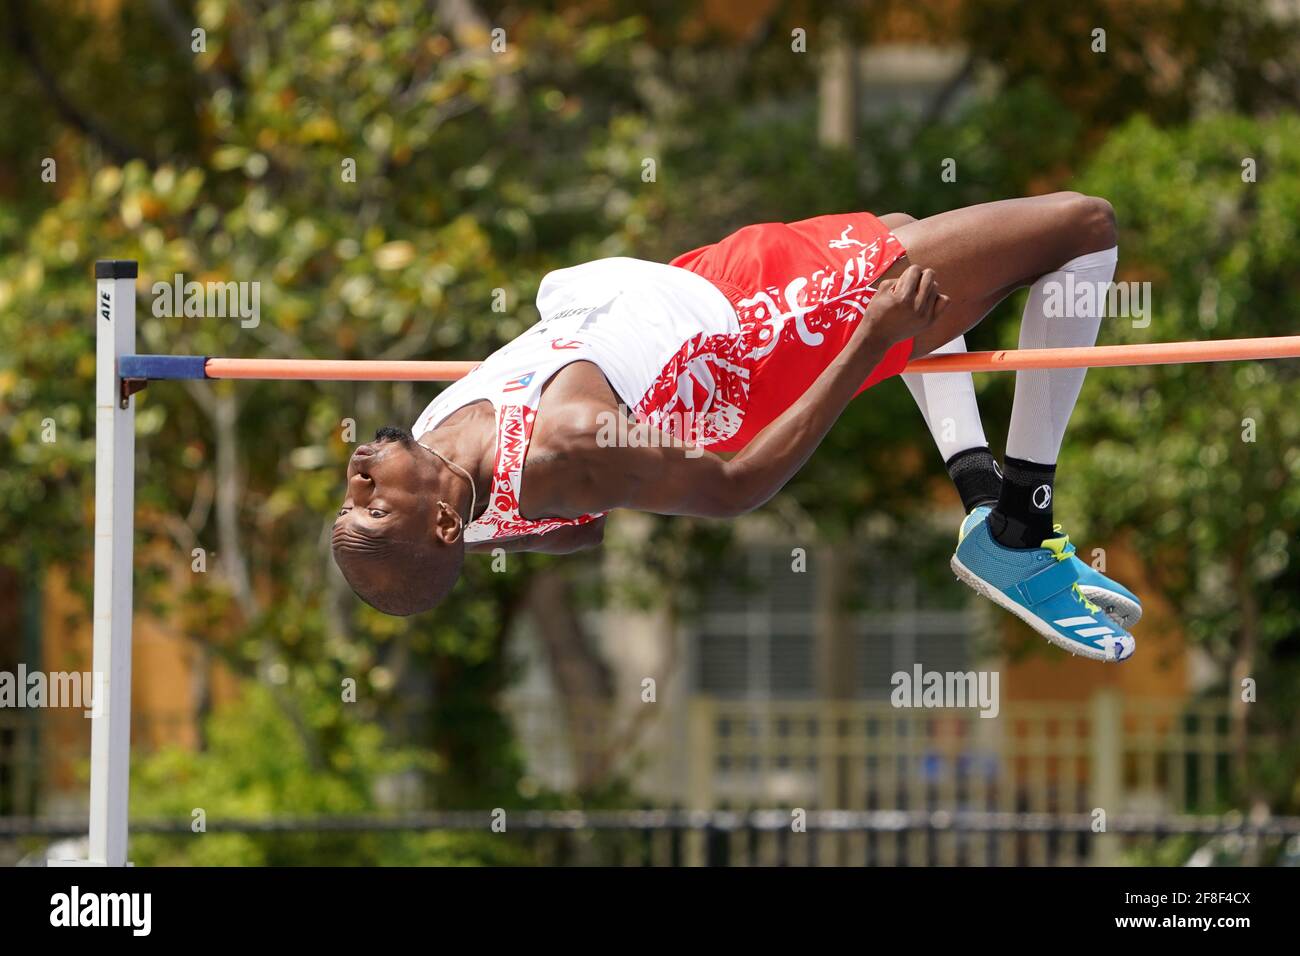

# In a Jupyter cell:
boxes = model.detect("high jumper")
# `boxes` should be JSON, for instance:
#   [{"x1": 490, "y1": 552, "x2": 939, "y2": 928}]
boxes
[
  {"x1": 105, "y1": 195, "x2": 1300, "y2": 667},
  {"x1": 328, "y1": 194, "x2": 1150, "y2": 663}
]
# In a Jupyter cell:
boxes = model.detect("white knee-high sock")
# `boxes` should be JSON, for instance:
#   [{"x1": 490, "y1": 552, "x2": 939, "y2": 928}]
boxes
[
  {"x1": 901, "y1": 335, "x2": 988, "y2": 461},
  {"x1": 1005, "y1": 246, "x2": 1118, "y2": 464}
]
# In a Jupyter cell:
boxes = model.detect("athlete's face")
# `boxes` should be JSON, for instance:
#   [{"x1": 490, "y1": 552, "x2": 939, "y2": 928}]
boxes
[
  {"x1": 334, "y1": 428, "x2": 430, "y2": 544},
  {"x1": 331, "y1": 427, "x2": 467, "y2": 616}
]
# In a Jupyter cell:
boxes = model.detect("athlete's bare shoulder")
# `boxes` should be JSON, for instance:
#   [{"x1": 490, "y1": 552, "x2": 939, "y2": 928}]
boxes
[
  {"x1": 518, "y1": 360, "x2": 625, "y2": 516},
  {"x1": 532, "y1": 361, "x2": 623, "y2": 448},
  {"x1": 543, "y1": 359, "x2": 622, "y2": 406}
]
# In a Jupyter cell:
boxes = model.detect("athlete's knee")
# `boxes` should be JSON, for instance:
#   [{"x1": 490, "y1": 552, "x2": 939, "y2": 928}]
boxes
[
  {"x1": 1058, "y1": 192, "x2": 1117, "y2": 253},
  {"x1": 879, "y1": 212, "x2": 917, "y2": 229}
]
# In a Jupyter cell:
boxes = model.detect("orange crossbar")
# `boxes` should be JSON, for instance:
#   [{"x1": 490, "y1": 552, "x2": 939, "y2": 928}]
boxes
[
  {"x1": 903, "y1": 335, "x2": 1300, "y2": 373},
  {"x1": 205, "y1": 358, "x2": 481, "y2": 380},
  {"x1": 202, "y1": 335, "x2": 1300, "y2": 381}
]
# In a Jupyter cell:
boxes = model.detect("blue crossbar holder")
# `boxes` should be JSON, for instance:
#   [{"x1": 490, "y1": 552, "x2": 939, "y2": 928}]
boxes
[
  {"x1": 118, "y1": 354, "x2": 209, "y2": 406},
  {"x1": 119, "y1": 354, "x2": 209, "y2": 381}
]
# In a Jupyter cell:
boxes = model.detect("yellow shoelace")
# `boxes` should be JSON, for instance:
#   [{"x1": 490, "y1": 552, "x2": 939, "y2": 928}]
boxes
[{"x1": 1045, "y1": 529, "x2": 1102, "y2": 614}]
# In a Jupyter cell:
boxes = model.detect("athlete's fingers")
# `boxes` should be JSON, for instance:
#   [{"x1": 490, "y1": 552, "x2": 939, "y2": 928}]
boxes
[
  {"x1": 876, "y1": 278, "x2": 897, "y2": 296},
  {"x1": 935, "y1": 293, "x2": 952, "y2": 315},
  {"x1": 893, "y1": 264, "x2": 922, "y2": 301},
  {"x1": 916, "y1": 291, "x2": 938, "y2": 328},
  {"x1": 915, "y1": 268, "x2": 934, "y2": 298},
  {"x1": 918, "y1": 289, "x2": 938, "y2": 326},
  {"x1": 916, "y1": 269, "x2": 939, "y2": 314},
  {"x1": 914, "y1": 274, "x2": 939, "y2": 322}
]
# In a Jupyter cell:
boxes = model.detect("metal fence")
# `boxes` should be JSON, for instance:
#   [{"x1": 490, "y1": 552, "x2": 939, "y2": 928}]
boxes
[
  {"x1": 696, "y1": 695, "x2": 1234, "y2": 798},
  {"x1": 508, "y1": 692, "x2": 1257, "y2": 864},
  {"x1": 1, "y1": 691, "x2": 1273, "y2": 866},
  {"x1": 5, "y1": 809, "x2": 1298, "y2": 867}
]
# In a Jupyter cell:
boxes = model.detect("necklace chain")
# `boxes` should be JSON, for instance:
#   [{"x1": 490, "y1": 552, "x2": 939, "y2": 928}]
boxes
[{"x1": 415, "y1": 440, "x2": 478, "y2": 527}]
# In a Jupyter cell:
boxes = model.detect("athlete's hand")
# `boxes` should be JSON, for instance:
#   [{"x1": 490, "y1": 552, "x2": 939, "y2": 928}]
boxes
[{"x1": 861, "y1": 265, "x2": 949, "y2": 347}]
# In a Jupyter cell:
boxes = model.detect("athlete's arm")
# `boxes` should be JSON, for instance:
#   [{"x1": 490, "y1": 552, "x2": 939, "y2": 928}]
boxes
[{"x1": 577, "y1": 266, "x2": 945, "y2": 518}]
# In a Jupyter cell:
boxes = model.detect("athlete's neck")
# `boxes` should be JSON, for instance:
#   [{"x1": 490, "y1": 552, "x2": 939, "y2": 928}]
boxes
[{"x1": 418, "y1": 404, "x2": 495, "y2": 522}]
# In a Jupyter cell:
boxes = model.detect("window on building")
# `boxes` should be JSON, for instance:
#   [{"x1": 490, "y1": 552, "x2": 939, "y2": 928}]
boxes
[{"x1": 692, "y1": 542, "x2": 975, "y2": 699}]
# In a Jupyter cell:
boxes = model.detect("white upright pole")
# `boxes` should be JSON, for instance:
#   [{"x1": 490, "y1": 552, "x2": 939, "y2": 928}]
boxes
[{"x1": 84, "y1": 259, "x2": 137, "y2": 866}]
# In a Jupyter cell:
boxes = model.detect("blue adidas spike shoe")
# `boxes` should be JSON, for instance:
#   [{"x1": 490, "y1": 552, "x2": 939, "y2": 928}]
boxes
[
  {"x1": 964, "y1": 506, "x2": 1142, "y2": 628},
  {"x1": 954, "y1": 509, "x2": 1136, "y2": 663}
]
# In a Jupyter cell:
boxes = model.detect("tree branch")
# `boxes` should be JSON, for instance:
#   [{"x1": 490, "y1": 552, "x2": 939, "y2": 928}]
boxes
[{"x1": 6, "y1": 0, "x2": 152, "y2": 166}]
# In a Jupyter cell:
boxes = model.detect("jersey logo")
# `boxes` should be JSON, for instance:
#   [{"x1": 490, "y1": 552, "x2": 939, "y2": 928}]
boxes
[
  {"x1": 503, "y1": 371, "x2": 535, "y2": 392},
  {"x1": 828, "y1": 224, "x2": 868, "y2": 250},
  {"x1": 550, "y1": 338, "x2": 583, "y2": 350}
]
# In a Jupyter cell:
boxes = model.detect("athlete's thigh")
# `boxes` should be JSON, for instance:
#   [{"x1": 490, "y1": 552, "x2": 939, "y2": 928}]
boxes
[
  {"x1": 891, "y1": 193, "x2": 1109, "y2": 300},
  {"x1": 873, "y1": 252, "x2": 1016, "y2": 359},
  {"x1": 889, "y1": 193, "x2": 1113, "y2": 356}
]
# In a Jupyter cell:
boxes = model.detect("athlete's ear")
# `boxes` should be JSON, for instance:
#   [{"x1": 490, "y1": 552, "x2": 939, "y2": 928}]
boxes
[{"x1": 431, "y1": 499, "x2": 464, "y2": 545}]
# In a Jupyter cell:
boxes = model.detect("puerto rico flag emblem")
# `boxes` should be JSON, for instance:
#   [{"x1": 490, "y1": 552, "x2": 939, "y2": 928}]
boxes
[{"x1": 503, "y1": 371, "x2": 535, "y2": 392}]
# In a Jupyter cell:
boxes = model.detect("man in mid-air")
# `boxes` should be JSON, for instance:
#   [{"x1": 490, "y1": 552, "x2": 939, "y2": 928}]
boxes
[{"x1": 333, "y1": 193, "x2": 1142, "y2": 662}]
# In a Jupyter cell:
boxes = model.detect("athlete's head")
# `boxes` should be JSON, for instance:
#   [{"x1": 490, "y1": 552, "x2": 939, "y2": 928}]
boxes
[{"x1": 332, "y1": 426, "x2": 468, "y2": 615}]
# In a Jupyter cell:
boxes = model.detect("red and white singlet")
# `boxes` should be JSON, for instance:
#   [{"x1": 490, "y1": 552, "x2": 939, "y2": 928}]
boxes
[{"x1": 412, "y1": 213, "x2": 911, "y2": 543}]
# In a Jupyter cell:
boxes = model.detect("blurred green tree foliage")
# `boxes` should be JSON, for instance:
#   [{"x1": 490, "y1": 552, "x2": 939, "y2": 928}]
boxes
[
  {"x1": 1069, "y1": 115, "x2": 1300, "y2": 806},
  {"x1": 2, "y1": 1, "x2": 1298, "y2": 851}
]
